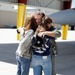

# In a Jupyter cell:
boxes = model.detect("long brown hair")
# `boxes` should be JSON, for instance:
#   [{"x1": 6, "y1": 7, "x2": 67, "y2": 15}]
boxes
[
  {"x1": 30, "y1": 16, "x2": 38, "y2": 32},
  {"x1": 24, "y1": 16, "x2": 38, "y2": 32},
  {"x1": 35, "y1": 23, "x2": 49, "y2": 34}
]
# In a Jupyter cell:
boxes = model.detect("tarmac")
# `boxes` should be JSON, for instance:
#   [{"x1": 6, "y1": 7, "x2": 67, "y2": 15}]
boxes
[{"x1": 0, "y1": 28, "x2": 75, "y2": 75}]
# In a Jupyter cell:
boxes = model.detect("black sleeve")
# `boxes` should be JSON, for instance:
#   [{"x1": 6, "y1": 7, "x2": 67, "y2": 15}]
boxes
[{"x1": 49, "y1": 26, "x2": 55, "y2": 31}]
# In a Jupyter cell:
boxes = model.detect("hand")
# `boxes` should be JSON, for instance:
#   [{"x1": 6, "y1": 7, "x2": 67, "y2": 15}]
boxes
[{"x1": 17, "y1": 29, "x2": 20, "y2": 34}]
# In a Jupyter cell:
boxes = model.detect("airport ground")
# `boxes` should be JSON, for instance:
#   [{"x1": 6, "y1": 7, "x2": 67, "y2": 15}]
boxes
[{"x1": 0, "y1": 28, "x2": 75, "y2": 75}]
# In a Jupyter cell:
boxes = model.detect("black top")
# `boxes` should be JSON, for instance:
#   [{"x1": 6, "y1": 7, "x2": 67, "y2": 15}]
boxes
[{"x1": 32, "y1": 26, "x2": 55, "y2": 56}]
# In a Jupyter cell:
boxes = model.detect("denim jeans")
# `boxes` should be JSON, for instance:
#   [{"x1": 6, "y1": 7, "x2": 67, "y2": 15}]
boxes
[
  {"x1": 31, "y1": 54, "x2": 52, "y2": 75},
  {"x1": 16, "y1": 55, "x2": 30, "y2": 75}
]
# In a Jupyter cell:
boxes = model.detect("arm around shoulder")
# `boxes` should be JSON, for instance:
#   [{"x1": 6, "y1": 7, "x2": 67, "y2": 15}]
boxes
[{"x1": 53, "y1": 29, "x2": 61, "y2": 38}]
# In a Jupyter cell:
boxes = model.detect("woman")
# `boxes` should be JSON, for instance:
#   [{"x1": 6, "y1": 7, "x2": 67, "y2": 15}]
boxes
[
  {"x1": 16, "y1": 16, "x2": 37, "y2": 75},
  {"x1": 31, "y1": 19, "x2": 55, "y2": 75},
  {"x1": 31, "y1": 17, "x2": 61, "y2": 75},
  {"x1": 38, "y1": 18, "x2": 61, "y2": 75}
]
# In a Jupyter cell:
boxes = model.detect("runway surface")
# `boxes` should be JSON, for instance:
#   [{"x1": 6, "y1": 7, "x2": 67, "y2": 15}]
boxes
[
  {"x1": 0, "y1": 41, "x2": 75, "y2": 75},
  {"x1": 56, "y1": 41, "x2": 75, "y2": 75}
]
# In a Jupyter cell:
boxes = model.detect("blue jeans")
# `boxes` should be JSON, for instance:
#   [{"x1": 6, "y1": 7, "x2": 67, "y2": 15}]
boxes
[
  {"x1": 31, "y1": 55, "x2": 52, "y2": 75},
  {"x1": 16, "y1": 55, "x2": 30, "y2": 75}
]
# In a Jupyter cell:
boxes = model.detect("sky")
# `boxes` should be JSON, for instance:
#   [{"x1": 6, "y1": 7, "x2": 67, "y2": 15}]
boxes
[{"x1": 71, "y1": 0, "x2": 75, "y2": 8}]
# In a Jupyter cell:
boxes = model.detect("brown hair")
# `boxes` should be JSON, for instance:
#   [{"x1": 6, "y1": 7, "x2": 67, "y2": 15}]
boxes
[
  {"x1": 35, "y1": 23, "x2": 49, "y2": 34},
  {"x1": 30, "y1": 16, "x2": 38, "y2": 32},
  {"x1": 40, "y1": 23, "x2": 49, "y2": 31},
  {"x1": 24, "y1": 16, "x2": 38, "y2": 32},
  {"x1": 44, "y1": 17, "x2": 53, "y2": 25}
]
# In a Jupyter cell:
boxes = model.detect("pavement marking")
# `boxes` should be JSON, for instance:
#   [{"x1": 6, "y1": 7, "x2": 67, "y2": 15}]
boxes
[
  {"x1": 0, "y1": 61, "x2": 17, "y2": 75},
  {"x1": 0, "y1": 61, "x2": 61, "y2": 75}
]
